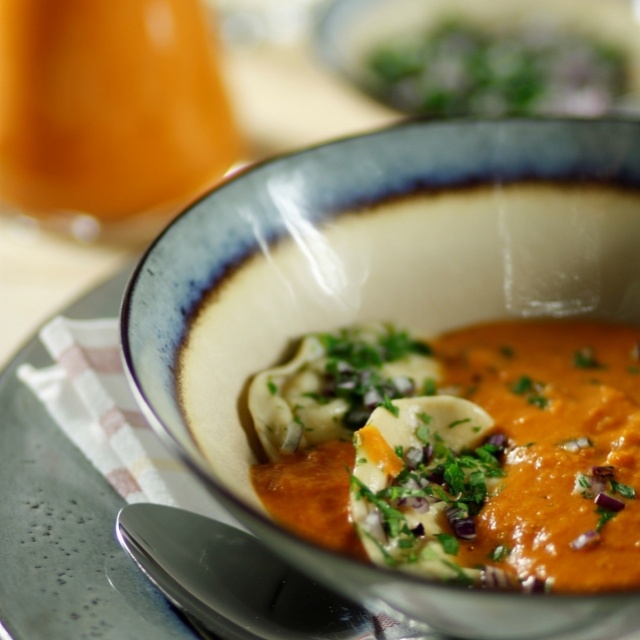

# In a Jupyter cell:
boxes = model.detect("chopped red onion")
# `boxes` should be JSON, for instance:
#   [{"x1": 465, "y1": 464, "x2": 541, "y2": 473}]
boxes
[
  {"x1": 395, "y1": 475, "x2": 431, "y2": 512},
  {"x1": 452, "y1": 518, "x2": 477, "y2": 540},
  {"x1": 363, "y1": 510, "x2": 387, "y2": 543},
  {"x1": 363, "y1": 388, "x2": 384, "y2": 409},
  {"x1": 521, "y1": 575, "x2": 548, "y2": 593},
  {"x1": 403, "y1": 497, "x2": 431, "y2": 513},
  {"x1": 592, "y1": 465, "x2": 616, "y2": 480},
  {"x1": 336, "y1": 361, "x2": 355, "y2": 374},
  {"x1": 392, "y1": 376, "x2": 415, "y2": 396},
  {"x1": 485, "y1": 432, "x2": 507, "y2": 450},
  {"x1": 359, "y1": 370, "x2": 373, "y2": 385},
  {"x1": 404, "y1": 446, "x2": 424, "y2": 469},
  {"x1": 427, "y1": 467, "x2": 445, "y2": 485},
  {"x1": 445, "y1": 505, "x2": 477, "y2": 540},
  {"x1": 403, "y1": 474, "x2": 430, "y2": 491},
  {"x1": 336, "y1": 379, "x2": 357, "y2": 391},
  {"x1": 559, "y1": 437, "x2": 593, "y2": 452},
  {"x1": 482, "y1": 566, "x2": 516, "y2": 590},
  {"x1": 344, "y1": 406, "x2": 373, "y2": 431},
  {"x1": 573, "y1": 472, "x2": 605, "y2": 498},
  {"x1": 570, "y1": 529, "x2": 600, "y2": 550},
  {"x1": 594, "y1": 492, "x2": 625, "y2": 512}
]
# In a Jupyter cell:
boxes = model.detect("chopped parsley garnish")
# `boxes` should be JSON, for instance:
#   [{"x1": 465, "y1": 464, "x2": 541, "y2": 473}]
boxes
[
  {"x1": 314, "y1": 325, "x2": 434, "y2": 431},
  {"x1": 596, "y1": 507, "x2": 617, "y2": 532},
  {"x1": 573, "y1": 347, "x2": 603, "y2": 369},
  {"x1": 527, "y1": 395, "x2": 549, "y2": 409},
  {"x1": 353, "y1": 425, "x2": 507, "y2": 574},
  {"x1": 351, "y1": 475, "x2": 407, "y2": 539},
  {"x1": 319, "y1": 325, "x2": 431, "y2": 368},
  {"x1": 444, "y1": 461, "x2": 466, "y2": 495},
  {"x1": 415, "y1": 416, "x2": 432, "y2": 444},
  {"x1": 449, "y1": 418, "x2": 471, "y2": 429},
  {"x1": 511, "y1": 375, "x2": 535, "y2": 395},
  {"x1": 422, "y1": 378, "x2": 438, "y2": 395},
  {"x1": 381, "y1": 395, "x2": 400, "y2": 416},
  {"x1": 488, "y1": 544, "x2": 511, "y2": 562},
  {"x1": 435, "y1": 533, "x2": 460, "y2": 556},
  {"x1": 575, "y1": 466, "x2": 634, "y2": 535},
  {"x1": 610, "y1": 480, "x2": 636, "y2": 499},
  {"x1": 500, "y1": 346, "x2": 515, "y2": 359},
  {"x1": 267, "y1": 380, "x2": 278, "y2": 396},
  {"x1": 510, "y1": 375, "x2": 549, "y2": 409},
  {"x1": 377, "y1": 325, "x2": 433, "y2": 360}
]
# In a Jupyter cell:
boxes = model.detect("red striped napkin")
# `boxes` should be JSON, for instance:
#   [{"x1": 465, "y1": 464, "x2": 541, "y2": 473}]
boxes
[{"x1": 17, "y1": 316, "x2": 238, "y2": 525}]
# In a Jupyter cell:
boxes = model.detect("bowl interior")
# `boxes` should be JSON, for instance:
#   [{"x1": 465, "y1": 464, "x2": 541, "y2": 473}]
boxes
[
  {"x1": 122, "y1": 118, "x2": 640, "y2": 514},
  {"x1": 181, "y1": 181, "x2": 640, "y2": 510}
]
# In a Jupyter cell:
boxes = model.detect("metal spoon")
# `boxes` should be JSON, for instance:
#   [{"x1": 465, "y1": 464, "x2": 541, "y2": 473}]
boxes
[{"x1": 115, "y1": 503, "x2": 376, "y2": 640}]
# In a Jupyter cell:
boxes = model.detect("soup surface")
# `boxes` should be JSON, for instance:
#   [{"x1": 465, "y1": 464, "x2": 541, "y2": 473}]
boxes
[{"x1": 251, "y1": 319, "x2": 640, "y2": 592}]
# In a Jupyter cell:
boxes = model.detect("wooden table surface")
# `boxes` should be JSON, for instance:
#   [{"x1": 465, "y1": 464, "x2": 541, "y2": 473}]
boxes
[{"x1": 0, "y1": 34, "x2": 396, "y2": 368}]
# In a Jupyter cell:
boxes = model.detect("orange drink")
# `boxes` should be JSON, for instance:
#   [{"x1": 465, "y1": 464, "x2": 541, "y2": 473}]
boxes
[{"x1": 0, "y1": 0, "x2": 243, "y2": 241}]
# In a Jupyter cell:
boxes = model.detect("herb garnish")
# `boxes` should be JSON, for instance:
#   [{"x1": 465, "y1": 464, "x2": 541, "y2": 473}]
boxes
[
  {"x1": 449, "y1": 418, "x2": 472, "y2": 429},
  {"x1": 573, "y1": 466, "x2": 635, "y2": 539},
  {"x1": 315, "y1": 325, "x2": 433, "y2": 431},
  {"x1": 422, "y1": 378, "x2": 438, "y2": 395},
  {"x1": 596, "y1": 507, "x2": 617, "y2": 532},
  {"x1": 573, "y1": 347, "x2": 603, "y2": 369},
  {"x1": 510, "y1": 375, "x2": 549, "y2": 409},
  {"x1": 353, "y1": 426, "x2": 506, "y2": 572},
  {"x1": 500, "y1": 346, "x2": 515, "y2": 359},
  {"x1": 435, "y1": 533, "x2": 460, "y2": 556},
  {"x1": 488, "y1": 544, "x2": 511, "y2": 562},
  {"x1": 611, "y1": 480, "x2": 636, "y2": 499}
]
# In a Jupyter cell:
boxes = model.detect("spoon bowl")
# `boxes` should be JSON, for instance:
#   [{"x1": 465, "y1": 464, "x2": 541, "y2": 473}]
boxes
[{"x1": 115, "y1": 503, "x2": 386, "y2": 640}]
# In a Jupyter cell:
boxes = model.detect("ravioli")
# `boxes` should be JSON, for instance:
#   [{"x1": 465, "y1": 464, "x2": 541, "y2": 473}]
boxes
[
  {"x1": 350, "y1": 396, "x2": 497, "y2": 583},
  {"x1": 248, "y1": 324, "x2": 441, "y2": 461}
]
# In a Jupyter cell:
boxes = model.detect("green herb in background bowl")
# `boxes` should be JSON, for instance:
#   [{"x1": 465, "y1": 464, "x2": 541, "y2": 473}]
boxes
[{"x1": 367, "y1": 18, "x2": 628, "y2": 117}]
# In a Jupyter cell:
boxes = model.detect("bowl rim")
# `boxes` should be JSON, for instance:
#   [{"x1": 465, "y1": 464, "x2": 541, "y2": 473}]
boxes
[{"x1": 120, "y1": 116, "x2": 640, "y2": 601}]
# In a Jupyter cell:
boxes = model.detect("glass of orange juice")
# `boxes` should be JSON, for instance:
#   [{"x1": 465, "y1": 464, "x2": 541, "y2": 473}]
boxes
[{"x1": 0, "y1": 0, "x2": 243, "y2": 243}]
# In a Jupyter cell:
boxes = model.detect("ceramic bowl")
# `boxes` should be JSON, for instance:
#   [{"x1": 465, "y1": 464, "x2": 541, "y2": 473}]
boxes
[
  {"x1": 314, "y1": 0, "x2": 640, "y2": 118},
  {"x1": 121, "y1": 118, "x2": 640, "y2": 640}
]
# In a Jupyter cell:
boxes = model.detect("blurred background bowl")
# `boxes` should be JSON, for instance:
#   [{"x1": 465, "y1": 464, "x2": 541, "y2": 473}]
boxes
[
  {"x1": 121, "y1": 118, "x2": 640, "y2": 640},
  {"x1": 314, "y1": 0, "x2": 640, "y2": 118}
]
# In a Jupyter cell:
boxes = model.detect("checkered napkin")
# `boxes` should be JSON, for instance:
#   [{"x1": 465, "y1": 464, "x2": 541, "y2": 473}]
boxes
[
  {"x1": 17, "y1": 316, "x2": 433, "y2": 640},
  {"x1": 16, "y1": 316, "x2": 238, "y2": 525}
]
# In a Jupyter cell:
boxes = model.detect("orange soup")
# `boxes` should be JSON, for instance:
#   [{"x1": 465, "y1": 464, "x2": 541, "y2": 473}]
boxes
[{"x1": 251, "y1": 320, "x2": 640, "y2": 592}]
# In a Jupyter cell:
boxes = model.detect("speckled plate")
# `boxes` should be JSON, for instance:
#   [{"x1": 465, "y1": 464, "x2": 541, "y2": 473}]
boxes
[
  {"x1": 0, "y1": 267, "x2": 201, "y2": 640},
  {"x1": 0, "y1": 266, "x2": 428, "y2": 640}
]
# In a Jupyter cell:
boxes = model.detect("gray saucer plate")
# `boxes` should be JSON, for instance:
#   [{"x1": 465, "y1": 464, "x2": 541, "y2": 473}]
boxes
[
  {"x1": 0, "y1": 267, "x2": 199, "y2": 640},
  {"x1": 0, "y1": 266, "x2": 422, "y2": 640}
]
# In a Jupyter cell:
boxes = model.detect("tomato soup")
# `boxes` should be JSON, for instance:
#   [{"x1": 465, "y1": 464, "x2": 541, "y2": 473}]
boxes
[{"x1": 251, "y1": 320, "x2": 640, "y2": 592}]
